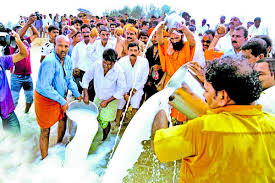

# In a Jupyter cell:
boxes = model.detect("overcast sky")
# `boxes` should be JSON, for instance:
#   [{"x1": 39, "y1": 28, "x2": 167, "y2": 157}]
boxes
[{"x1": 1, "y1": 0, "x2": 274, "y2": 38}]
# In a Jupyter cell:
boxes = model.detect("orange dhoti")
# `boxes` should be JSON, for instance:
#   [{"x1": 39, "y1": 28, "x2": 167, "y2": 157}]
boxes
[
  {"x1": 34, "y1": 91, "x2": 65, "y2": 129},
  {"x1": 158, "y1": 38, "x2": 195, "y2": 122}
]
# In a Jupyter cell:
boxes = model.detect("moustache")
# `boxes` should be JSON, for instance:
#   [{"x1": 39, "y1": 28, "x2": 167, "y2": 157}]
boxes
[{"x1": 130, "y1": 54, "x2": 136, "y2": 57}]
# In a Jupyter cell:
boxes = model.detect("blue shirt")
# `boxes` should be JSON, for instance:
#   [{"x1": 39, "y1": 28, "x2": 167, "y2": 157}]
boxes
[
  {"x1": 223, "y1": 48, "x2": 242, "y2": 57},
  {"x1": 35, "y1": 51, "x2": 80, "y2": 106},
  {"x1": 0, "y1": 56, "x2": 15, "y2": 119}
]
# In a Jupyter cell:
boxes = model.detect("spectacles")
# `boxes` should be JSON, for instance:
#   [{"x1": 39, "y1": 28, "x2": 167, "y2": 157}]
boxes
[
  {"x1": 82, "y1": 32, "x2": 90, "y2": 34},
  {"x1": 201, "y1": 40, "x2": 211, "y2": 44}
]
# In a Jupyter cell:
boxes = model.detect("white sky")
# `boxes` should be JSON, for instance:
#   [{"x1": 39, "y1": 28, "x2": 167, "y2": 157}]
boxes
[{"x1": 1, "y1": 0, "x2": 274, "y2": 38}]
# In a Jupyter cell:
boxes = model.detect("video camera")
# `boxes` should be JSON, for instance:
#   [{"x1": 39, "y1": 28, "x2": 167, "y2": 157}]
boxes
[{"x1": 0, "y1": 23, "x2": 16, "y2": 47}]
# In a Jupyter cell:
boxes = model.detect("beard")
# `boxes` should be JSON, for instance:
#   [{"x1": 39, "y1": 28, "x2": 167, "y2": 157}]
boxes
[{"x1": 171, "y1": 40, "x2": 185, "y2": 51}]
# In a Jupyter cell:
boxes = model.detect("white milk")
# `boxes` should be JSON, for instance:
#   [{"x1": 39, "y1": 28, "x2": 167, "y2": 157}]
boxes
[{"x1": 65, "y1": 108, "x2": 98, "y2": 168}]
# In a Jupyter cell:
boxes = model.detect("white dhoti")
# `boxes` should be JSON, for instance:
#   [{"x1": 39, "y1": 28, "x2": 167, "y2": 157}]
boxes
[{"x1": 118, "y1": 89, "x2": 144, "y2": 109}]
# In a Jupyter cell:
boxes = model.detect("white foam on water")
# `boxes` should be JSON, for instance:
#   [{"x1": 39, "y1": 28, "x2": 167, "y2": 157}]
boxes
[{"x1": 102, "y1": 87, "x2": 176, "y2": 183}]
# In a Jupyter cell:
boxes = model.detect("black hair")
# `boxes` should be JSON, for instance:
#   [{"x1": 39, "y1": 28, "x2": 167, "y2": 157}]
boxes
[
  {"x1": 127, "y1": 18, "x2": 136, "y2": 25},
  {"x1": 128, "y1": 42, "x2": 139, "y2": 50},
  {"x1": 110, "y1": 23, "x2": 116, "y2": 27},
  {"x1": 103, "y1": 48, "x2": 118, "y2": 62},
  {"x1": 234, "y1": 26, "x2": 248, "y2": 38},
  {"x1": 81, "y1": 24, "x2": 91, "y2": 31},
  {"x1": 72, "y1": 18, "x2": 83, "y2": 25},
  {"x1": 120, "y1": 19, "x2": 126, "y2": 25},
  {"x1": 205, "y1": 56, "x2": 262, "y2": 105},
  {"x1": 254, "y1": 17, "x2": 261, "y2": 22},
  {"x1": 48, "y1": 25, "x2": 59, "y2": 32},
  {"x1": 12, "y1": 25, "x2": 21, "y2": 32},
  {"x1": 142, "y1": 21, "x2": 148, "y2": 27},
  {"x1": 256, "y1": 57, "x2": 275, "y2": 79},
  {"x1": 241, "y1": 38, "x2": 267, "y2": 57},
  {"x1": 138, "y1": 30, "x2": 148, "y2": 39},
  {"x1": 204, "y1": 30, "x2": 215, "y2": 38},
  {"x1": 96, "y1": 22, "x2": 104, "y2": 28},
  {"x1": 99, "y1": 26, "x2": 109, "y2": 33},
  {"x1": 255, "y1": 35, "x2": 272, "y2": 49}
]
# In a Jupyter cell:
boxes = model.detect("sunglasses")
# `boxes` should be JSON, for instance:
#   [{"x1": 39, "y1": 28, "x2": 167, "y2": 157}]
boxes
[{"x1": 201, "y1": 40, "x2": 211, "y2": 44}]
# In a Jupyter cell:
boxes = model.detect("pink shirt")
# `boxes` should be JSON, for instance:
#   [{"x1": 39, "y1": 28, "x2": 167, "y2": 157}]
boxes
[{"x1": 10, "y1": 37, "x2": 32, "y2": 75}]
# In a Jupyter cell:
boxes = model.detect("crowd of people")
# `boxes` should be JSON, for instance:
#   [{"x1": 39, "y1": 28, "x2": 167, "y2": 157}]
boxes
[{"x1": 1, "y1": 9, "x2": 275, "y2": 182}]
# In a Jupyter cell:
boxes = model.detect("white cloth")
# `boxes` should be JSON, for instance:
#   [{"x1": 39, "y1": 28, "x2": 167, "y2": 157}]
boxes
[
  {"x1": 41, "y1": 41, "x2": 54, "y2": 56},
  {"x1": 81, "y1": 60, "x2": 126, "y2": 100},
  {"x1": 248, "y1": 24, "x2": 268, "y2": 38},
  {"x1": 197, "y1": 25, "x2": 208, "y2": 35},
  {"x1": 215, "y1": 33, "x2": 233, "y2": 52},
  {"x1": 71, "y1": 41, "x2": 94, "y2": 72},
  {"x1": 192, "y1": 33, "x2": 206, "y2": 67},
  {"x1": 116, "y1": 56, "x2": 149, "y2": 109},
  {"x1": 256, "y1": 85, "x2": 275, "y2": 114},
  {"x1": 88, "y1": 39, "x2": 116, "y2": 62}
]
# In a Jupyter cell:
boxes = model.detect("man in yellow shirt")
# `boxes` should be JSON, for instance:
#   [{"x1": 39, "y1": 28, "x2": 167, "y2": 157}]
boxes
[{"x1": 152, "y1": 56, "x2": 275, "y2": 183}]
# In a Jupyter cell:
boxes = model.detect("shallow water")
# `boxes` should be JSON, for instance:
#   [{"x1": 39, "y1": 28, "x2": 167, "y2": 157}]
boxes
[{"x1": 0, "y1": 40, "x2": 180, "y2": 183}]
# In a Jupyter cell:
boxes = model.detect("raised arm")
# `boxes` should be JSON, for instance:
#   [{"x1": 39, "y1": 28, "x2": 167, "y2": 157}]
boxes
[
  {"x1": 64, "y1": 25, "x2": 77, "y2": 39},
  {"x1": 156, "y1": 24, "x2": 164, "y2": 45},
  {"x1": 180, "y1": 24, "x2": 195, "y2": 47},
  {"x1": 19, "y1": 14, "x2": 39, "y2": 42},
  {"x1": 12, "y1": 32, "x2": 29, "y2": 63}
]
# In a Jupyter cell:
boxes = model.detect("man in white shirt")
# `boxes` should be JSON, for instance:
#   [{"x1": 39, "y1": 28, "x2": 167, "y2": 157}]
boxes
[
  {"x1": 254, "y1": 57, "x2": 275, "y2": 114},
  {"x1": 248, "y1": 17, "x2": 268, "y2": 38},
  {"x1": 82, "y1": 49, "x2": 126, "y2": 140},
  {"x1": 71, "y1": 24, "x2": 95, "y2": 100},
  {"x1": 215, "y1": 16, "x2": 243, "y2": 52},
  {"x1": 89, "y1": 27, "x2": 116, "y2": 62},
  {"x1": 197, "y1": 19, "x2": 208, "y2": 37},
  {"x1": 40, "y1": 25, "x2": 59, "y2": 62},
  {"x1": 223, "y1": 26, "x2": 248, "y2": 57},
  {"x1": 115, "y1": 42, "x2": 149, "y2": 127}
]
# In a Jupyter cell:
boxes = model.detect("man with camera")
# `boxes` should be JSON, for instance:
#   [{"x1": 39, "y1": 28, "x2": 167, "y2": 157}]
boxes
[
  {"x1": 0, "y1": 29, "x2": 29, "y2": 135},
  {"x1": 10, "y1": 14, "x2": 39, "y2": 113}
]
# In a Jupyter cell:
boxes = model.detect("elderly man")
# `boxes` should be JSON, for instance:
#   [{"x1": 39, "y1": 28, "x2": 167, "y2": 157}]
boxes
[
  {"x1": 152, "y1": 56, "x2": 275, "y2": 183},
  {"x1": 82, "y1": 49, "x2": 126, "y2": 140},
  {"x1": 35, "y1": 35, "x2": 81, "y2": 159},
  {"x1": 255, "y1": 58, "x2": 275, "y2": 113},
  {"x1": 0, "y1": 31, "x2": 28, "y2": 135},
  {"x1": 115, "y1": 42, "x2": 149, "y2": 128}
]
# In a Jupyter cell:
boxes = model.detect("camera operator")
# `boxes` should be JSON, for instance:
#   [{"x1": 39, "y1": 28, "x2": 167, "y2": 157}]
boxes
[
  {"x1": 0, "y1": 30, "x2": 28, "y2": 135},
  {"x1": 34, "y1": 12, "x2": 43, "y2": 37},
  {"x1": 10, "y1": 14, "x2": 39, "y2": 113}
]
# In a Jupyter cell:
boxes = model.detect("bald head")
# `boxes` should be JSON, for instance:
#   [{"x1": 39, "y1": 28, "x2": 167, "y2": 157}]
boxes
[
  {"x1": 55, "y1": 35, "x2": 70, "y2": 61},
  {"x1": 55, "y1": 35, "x2": 70, "y2": 43}
]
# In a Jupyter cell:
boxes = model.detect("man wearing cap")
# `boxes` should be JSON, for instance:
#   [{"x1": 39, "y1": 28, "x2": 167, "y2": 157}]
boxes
[{"x1": 156, "y1": 21, "x2": 195, "y2": 123}]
